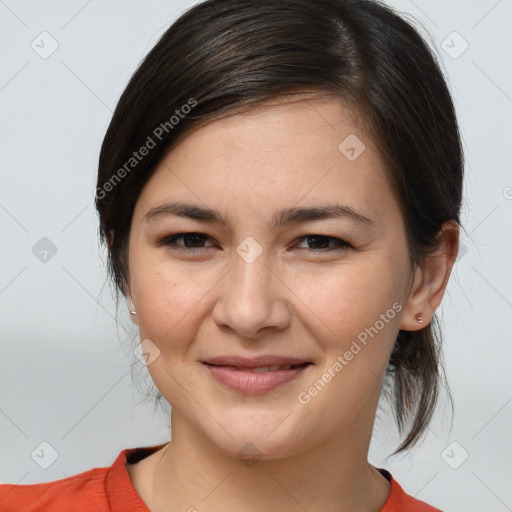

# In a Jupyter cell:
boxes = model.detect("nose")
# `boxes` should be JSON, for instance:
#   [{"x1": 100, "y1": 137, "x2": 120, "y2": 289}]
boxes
[{"x1": 212, "y1": 248, "x2": 292, "y2": 339}]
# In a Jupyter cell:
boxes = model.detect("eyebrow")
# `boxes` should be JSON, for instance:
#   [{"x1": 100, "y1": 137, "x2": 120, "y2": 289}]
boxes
[{"x1": 143, "y1": 201, "x2": 375, "y2": 228}]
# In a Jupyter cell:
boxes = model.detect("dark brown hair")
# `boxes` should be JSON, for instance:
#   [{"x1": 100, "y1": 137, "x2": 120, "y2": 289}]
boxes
[{"x1": 95, "y1": 0, "x2": 463, "y2": 454}]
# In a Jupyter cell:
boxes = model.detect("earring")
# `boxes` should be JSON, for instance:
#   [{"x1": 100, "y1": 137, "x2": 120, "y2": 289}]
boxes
[
  {"x1": 415, "y1": 313, "x2": 423, "y2": 324},
  {"x1": 130, "y1": 310, "x2": 137, "y2": 316}
]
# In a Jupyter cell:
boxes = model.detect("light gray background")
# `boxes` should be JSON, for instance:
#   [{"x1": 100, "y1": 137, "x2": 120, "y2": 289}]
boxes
[{"x1": 0, "y1": 1, "x2": 511, "y2": 511}]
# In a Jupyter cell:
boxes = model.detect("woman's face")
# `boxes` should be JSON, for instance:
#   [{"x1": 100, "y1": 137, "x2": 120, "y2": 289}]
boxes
[{"x1": 126, "y1": 96, "x2": 416, "y2": 460}]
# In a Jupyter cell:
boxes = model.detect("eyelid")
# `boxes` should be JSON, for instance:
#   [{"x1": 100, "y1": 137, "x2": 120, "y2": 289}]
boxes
[
  {"x1": 158, "y1": 232, "x2": 217, "y2": 249},
  {"x1": 158, "y1": 232, "x2": 352, "y2": 252},
  {"x1": 294, "y1": 235, "x2": 352, "y2": 251}
]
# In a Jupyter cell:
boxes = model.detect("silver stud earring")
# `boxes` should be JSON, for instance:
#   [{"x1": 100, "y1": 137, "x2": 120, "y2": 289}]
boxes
[{"x1": 130, "y1": 310, "x2": 137, "y2": 316}]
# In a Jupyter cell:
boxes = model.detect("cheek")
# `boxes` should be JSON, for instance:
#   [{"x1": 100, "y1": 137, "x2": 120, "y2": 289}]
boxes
[
  {"x1": 130, "y1": 258, "x2": 209, "y2": 344},
  {"x1": 290, "y1": 263, "x2": 403, "y2": 418},
  {"x1": 292, "y1": 259, "x2": 402, "y2": 342}
]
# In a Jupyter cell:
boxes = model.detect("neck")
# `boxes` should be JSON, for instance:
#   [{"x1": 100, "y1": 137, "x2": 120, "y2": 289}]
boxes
[{"x1": 147, "y1": 412, "x2": 390, "y2": 512}]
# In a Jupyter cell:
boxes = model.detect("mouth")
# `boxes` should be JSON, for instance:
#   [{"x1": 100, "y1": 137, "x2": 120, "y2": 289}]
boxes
[
  {"x1": 202, "y1": 362, "x2": 311, "y2": 372},
  {"x1": 202, "y1": 360, "x2": 312, "y2": 394}
]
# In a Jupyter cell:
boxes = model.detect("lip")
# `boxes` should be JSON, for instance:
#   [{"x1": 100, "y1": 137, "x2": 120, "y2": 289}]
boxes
[
  {"x1": 202, "y1": 355, "x2": 311, "y2": 368},
  {"x1": 202, "y1": 357, "x2": 312, "y2": 395}
]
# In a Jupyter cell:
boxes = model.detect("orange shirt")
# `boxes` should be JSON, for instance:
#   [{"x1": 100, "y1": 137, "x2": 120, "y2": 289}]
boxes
[{"x1": 0, "y1": 444, "x2": 441, "y2": 511}]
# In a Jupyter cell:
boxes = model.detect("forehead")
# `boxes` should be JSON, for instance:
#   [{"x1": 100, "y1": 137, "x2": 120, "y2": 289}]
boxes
[{"x1": 134, "y1": 96, "x2": 397, "y2": 226}]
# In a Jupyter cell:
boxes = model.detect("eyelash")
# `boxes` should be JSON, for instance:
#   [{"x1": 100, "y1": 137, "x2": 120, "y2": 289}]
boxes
[{"x1": 158, "y1": 232, "x2": 352, "y2": 253}]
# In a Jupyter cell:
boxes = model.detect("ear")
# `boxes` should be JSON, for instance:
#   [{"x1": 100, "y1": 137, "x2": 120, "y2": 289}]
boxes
[
  {"x1": 399, "y1": 220, "x2": 459, "y2": 331},
  {"x1": 123, "y1": 280, "x2": 139, "y2": 326},
  {"x1": 109, "y1": 231, "x2": 137, "y2": 324}
]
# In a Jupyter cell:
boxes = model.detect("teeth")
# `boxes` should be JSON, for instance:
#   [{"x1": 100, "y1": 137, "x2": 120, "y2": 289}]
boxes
[
  {"x1": 238, "y1": 364, "x2": 295, "y2": 373},
  {"x1": 208, "y1": 363, "x2": 307, "y2": 372}
]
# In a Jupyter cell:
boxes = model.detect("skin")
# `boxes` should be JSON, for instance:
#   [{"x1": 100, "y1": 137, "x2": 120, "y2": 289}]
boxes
[{"x1": 122, "y1": 95, "x2": 459, "y2": 512}]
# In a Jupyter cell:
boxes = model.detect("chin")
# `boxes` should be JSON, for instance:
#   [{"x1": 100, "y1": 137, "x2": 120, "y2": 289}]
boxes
[{"x1": 199, "y1": 417, "x2": 314, "y2": 463}]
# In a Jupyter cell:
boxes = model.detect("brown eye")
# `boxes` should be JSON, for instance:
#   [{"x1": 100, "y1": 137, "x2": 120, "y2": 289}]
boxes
[
  {"x1": 159, "y1": 232, "x2": 215, "y2": 249},
  {"x1": 294, "y1": 235, "x2": 351, "y2": 252}
]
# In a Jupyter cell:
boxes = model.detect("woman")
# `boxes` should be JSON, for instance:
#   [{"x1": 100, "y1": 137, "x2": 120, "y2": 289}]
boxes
[{"x1": 0, "y1": 0, "x2": 462, "y2": 510}]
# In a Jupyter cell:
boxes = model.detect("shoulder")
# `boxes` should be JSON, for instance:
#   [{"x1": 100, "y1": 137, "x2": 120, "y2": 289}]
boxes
[
  {"x1": 0, "y1": 466, "x2": 110, "y2": 512},
  {"x1": 0, "y1": 443, "x2": 167, "y2": 512},
  {"x1": 378, "y1": 469, "x2": 443, "y2": 512}
]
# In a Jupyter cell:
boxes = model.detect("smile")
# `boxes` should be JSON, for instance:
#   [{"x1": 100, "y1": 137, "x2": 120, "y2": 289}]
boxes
[{"x1": 203, "y1": 362, "x2": 312, "y2": 394}]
